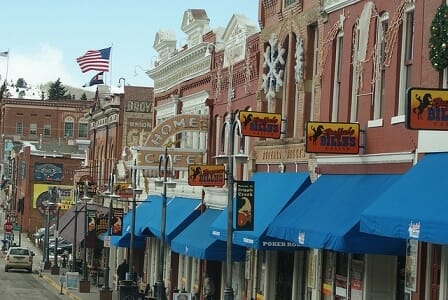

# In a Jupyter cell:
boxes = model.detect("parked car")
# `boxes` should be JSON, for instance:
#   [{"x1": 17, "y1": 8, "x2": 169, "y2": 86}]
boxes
[
  {"x1": 49, "y1": 241, "x2": 72, "y2": 255},
  {"x1": 33, "y1": 224, "x2": 55, "y2": 240},
  {"x1": 5, "y1": 247, "x2": 34, "y2": 272}
]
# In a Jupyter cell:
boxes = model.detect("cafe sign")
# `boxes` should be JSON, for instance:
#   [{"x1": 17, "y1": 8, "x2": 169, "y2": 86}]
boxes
[
  {"x1": 305, "y1": 122, "x2": 360, "y2": 154},
  {"x1": 138, "y1": 114, "x2": 208, "y2": 169},
  {"x1": 139, "y1": 148, "x2": 203, "y2": 170}
]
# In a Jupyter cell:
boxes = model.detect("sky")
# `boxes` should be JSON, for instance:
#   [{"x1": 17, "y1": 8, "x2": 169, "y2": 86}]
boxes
[{"x1": 0, "y1": 1, "x2": 259, "y2": 91}]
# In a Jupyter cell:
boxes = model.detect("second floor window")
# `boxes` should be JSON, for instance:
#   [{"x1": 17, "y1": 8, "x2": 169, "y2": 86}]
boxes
[
  {"x1": 79, "y1": 123, "x2": 88, "y2": 138},
  {"x1": 373, "y1": 12, "x2": 389, "y2": 121},
  {"x1": 64, "y1": 116, "x2": 74, "y2": 137},
  {"x1": 16, "y1": 122, "x2": 23, "y2": 135},
  {"x1": 44, "y1": 124, "x2": 51, "y2": 137},
  {"x1": 30, "y1": 123, "x2": 37, "y2": 136},
  {"x1": 397, "y1": 5, "x2": 414, "y2": 118}
]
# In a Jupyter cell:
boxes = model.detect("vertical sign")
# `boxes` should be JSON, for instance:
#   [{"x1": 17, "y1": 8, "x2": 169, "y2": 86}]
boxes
[
  {"x1": 405, "y1": 239, "x2": 418, "y2": 292},
  {"x1": 86, "y1": 210, "x2": 97, "y2": 248},
  {"x1": 235, "y1": 181, "x2": 254, "y2": 231},
  {"x1": 111, "y1": 208, "x2": 124, "y2": 236}
]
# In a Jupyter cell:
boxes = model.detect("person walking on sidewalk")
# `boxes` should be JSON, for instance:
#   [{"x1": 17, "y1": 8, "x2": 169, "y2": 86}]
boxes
[{"x1": 117, "y1": 259, "x2": 128, "y2": 283}]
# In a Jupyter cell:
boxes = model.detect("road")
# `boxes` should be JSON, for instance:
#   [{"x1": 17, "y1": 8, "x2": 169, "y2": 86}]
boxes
[{"x1": 0, "y1": 228, "x2": 66, "y2": 299}]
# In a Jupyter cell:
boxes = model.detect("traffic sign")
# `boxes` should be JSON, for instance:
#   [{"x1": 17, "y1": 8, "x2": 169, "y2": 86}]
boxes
[
  {"x1": 104, "y1": 235, "x2": 110, "y2": 248},
  {"x1": 4, "y1": 222, "x2": 13, "y2": 233}
]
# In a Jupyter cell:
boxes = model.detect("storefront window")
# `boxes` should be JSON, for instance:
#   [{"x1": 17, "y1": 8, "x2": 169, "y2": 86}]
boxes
[
  {"x1": 335, "y1": 253, "x2": 348, "y2": 300},
  {"x1": 255, "y1": 250, "x2": 267, "y2": 298},
  {"x1": 275, "y1": 251, "x2": 294, "y2": 300},
  {"x1": 350, "y1": 255, "x2": 364, "y2": 300},
  {"x1": 322, "y1": 251, "x2": 335, "y2": 300}
]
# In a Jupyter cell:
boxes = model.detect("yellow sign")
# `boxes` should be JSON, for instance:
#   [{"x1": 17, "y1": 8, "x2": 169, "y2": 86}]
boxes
[
  {"x1": 305, "y1": 122, "x2": 360, "y2": 154},
  {"x1": 239, "y1": 111, "x2": 282, "y2": 139},
  {"x1": 33, "y1": 184, "x2": 74, "y2": 210},
  {"x1": 407, "y1": 87, "x2": 448, "y2": 130}
]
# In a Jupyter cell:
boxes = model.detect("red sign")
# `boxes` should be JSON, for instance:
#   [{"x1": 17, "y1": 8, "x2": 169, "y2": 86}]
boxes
[
  {"x1": 188, "y1": 164, "x2": 225, "y2": 187},
  {"x1": 239, "y1": 111, "x2": 282, "y2": 139},
  {"x1": 407, "y1": 87, "x2": 448, "y2": 130},
  {"x1": 4, "y1": 221, "x2": 13, "y2": 233},
  {"x1": 305, "y1": 122, "x2": 360, "y2": 154}
]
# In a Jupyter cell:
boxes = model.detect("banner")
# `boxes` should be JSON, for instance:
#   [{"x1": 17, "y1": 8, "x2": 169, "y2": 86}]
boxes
[
  {"x1": 111, "y1": 208, "x2": 124, "y2": 236},
  {"x1": 86, "y1": 210, "x2": 97, "y2": 248},
  {"x1": 96, "y1": 216, "x2": 108, "y2": 235},
  {"x1": 235, "y1": 181, "x2": 254, "y2": 231}
]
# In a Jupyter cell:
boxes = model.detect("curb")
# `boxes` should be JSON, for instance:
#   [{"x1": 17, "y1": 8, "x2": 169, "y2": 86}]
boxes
[{"x1": 41, "y1": 273, "x2": 79, "y2": 300}]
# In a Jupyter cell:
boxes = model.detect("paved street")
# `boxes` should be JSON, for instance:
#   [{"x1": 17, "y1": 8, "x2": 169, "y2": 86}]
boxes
[{"x1": 0, "y1": 222, "x2": 116, "y2": 300}]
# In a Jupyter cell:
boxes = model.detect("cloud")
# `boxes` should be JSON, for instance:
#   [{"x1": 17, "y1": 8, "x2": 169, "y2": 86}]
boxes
[{"x1": 0, "y1": 44, "x2": 79, "y2": 87}]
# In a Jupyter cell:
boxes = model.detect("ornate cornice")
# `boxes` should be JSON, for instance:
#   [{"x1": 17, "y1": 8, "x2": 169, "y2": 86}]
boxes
[{"x1": 147, "y1": 45, "x2": 212, "y2": 93}]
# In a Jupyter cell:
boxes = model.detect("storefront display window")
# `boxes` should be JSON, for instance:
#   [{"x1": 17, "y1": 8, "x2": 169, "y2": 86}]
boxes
[
  {"x1": 322, "y1": 251, "x2": 335, "y2": 300},
  {"x1": 350, "y1": 257, "x2": 364, "y2": 300},
  {"x1": 335, "y1": 253, "x2": 348, "y2": 300}
]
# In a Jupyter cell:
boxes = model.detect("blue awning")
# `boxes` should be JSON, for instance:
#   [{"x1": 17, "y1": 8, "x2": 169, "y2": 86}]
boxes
[
  {"x1": 170, "y1": 208, "x2": 246, "y2": 261},
  {"x1": 267, "y1": 174, "x2": 406, "y2": 255},
  {"x1": 211, "y1": 172, "x2": 310, "y2": 250},
  {"x1": 361, "y1": 153, "x2": 448, "y2": 245},
  {"x1": 110, "y1": 195, "x2": 157, "y2": 248},
  {"x1": 139, "y1": 196, "x2": 201, "y2": 242}
]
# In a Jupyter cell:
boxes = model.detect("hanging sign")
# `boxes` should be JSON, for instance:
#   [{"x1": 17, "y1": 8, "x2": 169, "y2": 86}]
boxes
[
  {"x1": 407, "y1": 87, "x2": 448, "y2": 130},
  {"x1": 239, "y1": 111, "x2": 282, "y2": 139},
  {"x1": 235, "y1": 181, "x2": 254, "y2": 231},
  {"x1": 111, "y1": 208, "x2": 124, "y2": 236},
  {"x1": 305, "y1": 122, "x2": 360, "y2": 154},
  {"x1": 188, "y1": 164, "x2": 225, "y2": 187}
]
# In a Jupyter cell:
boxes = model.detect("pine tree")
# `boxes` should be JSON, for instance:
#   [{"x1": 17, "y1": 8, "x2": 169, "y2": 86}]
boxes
[
  {"x1": 47, "y1": 78, "x2": 71, "y2": 100},
  {"x1": 80, "y1": 93, "x2": 87, "y2": 100},
  {"x1": 16, "y1": 78, "x2": 27, "y2": 88},
  {"x1": 429, "y1": 4, "x2": 448, "y2": 71}
]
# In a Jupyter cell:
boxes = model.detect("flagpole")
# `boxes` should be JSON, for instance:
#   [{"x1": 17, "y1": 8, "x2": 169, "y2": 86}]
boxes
[
  {"x1": 5, "y1": 49, "x2": 9, "y2": 82},
  {"x1": 109, "y1": 43, "x2": 113, "y2": 93}
]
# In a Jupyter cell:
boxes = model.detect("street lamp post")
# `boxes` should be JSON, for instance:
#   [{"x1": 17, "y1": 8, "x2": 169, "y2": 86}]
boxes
[
  {"x1": 79, "y1": 181, "x2": 91, "y2": 293},
  {"x1": 51, "y1": 203, "x2": 61, "y2": 275},
  {"x1": 208, "y1": 38, "x2": 245, "y2": 300},
  {"x1": 43, "y1": 200, "x2": 55, "y2": 270},
  {"x1": 154, "y1": 146, "x2": 175, "y2": 300},
  {"x1": 100, "y1": 174, "x2": 119, "y2": 300},
  {"x1": 72, "y1": 187, "x2": 79, "y2": 273},
  {"x1": 220, "y1": 112, "x2": 245, "y2": 300},
  {"x1": 128, "y1": 160, "x2": 142, "y2": 283}
]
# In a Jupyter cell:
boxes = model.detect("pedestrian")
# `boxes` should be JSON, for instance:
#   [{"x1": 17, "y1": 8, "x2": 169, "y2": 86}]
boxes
[
  {"x1": 117, "y1": 259, "x2": 128, "y2": 282},
  {"x1": 202, "y1": 273, "x2": 215, "y2": 300}
]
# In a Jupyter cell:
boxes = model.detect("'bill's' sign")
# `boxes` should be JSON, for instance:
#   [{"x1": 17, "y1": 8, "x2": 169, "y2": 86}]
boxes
[
  {"x1": 188, "y1": 164, "x2": 225, "y2": 187},
  {"x1": 407, "y1": 87, "x2": 448, "y2": 130},
  {"x1": 305, "y1": 122, "x2": 360, "y2": 154},
  {"x1": 239, "y1": 111, "x2": 282, "y2": 139}
]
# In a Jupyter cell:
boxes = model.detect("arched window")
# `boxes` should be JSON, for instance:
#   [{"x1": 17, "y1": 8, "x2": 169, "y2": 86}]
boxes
[{"x1": 64, "y1": 116, "x2": 74, "y2": 137}]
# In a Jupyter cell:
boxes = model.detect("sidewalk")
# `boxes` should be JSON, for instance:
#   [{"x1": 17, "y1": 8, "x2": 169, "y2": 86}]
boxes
[{"x1": 20, "y1": 232, "x2": 117, "y2": 300}]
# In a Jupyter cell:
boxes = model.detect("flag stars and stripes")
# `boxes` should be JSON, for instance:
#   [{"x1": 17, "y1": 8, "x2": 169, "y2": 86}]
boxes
[{"x1": 76, "y1": 47, "x2": 111, "y2": 73}]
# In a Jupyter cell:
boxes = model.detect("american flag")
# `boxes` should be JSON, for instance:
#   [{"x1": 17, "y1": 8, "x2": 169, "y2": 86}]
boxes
[{"x1": 76, "y1": 47, "x2": 111, "y2": 73}]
